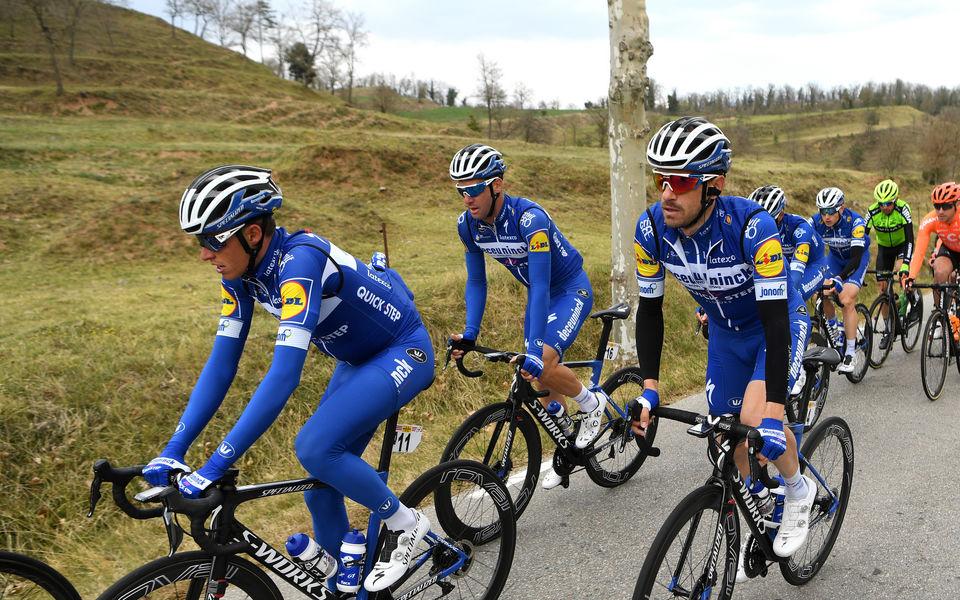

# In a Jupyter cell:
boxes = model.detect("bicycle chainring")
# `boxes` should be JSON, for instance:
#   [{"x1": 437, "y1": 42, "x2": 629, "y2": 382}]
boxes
[
  {"x1": 742, "y1": 535, "x2": 768, "y2": 579},
  {"x1": 552, "y1": 450, "x2": 575, "y2": 477}
]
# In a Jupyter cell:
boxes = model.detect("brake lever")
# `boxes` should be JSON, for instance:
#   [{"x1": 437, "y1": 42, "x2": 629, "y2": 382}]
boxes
[{"x1": 87, "y1": 473, "x2": 103, "y2": 518}]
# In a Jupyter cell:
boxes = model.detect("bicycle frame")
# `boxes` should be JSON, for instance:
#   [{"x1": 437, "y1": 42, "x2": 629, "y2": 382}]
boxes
[{"x1": 89, "y1": 412, "x2": 473, "y2": 600}]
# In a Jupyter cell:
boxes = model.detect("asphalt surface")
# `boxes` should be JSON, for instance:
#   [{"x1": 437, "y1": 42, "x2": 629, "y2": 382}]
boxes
[{"x1": 497, "y1": 318, "x2": 960, "y2": 600}]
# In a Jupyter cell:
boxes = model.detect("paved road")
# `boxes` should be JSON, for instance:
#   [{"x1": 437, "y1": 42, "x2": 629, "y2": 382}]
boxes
[{"x1": 498, "y1": 325, "x2": 960, "y2": 600}]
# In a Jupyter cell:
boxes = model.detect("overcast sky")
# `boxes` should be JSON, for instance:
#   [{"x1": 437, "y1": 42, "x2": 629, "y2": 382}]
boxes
[{"x1": 128, "y1": 0, "x2": 960, "y2": 109}]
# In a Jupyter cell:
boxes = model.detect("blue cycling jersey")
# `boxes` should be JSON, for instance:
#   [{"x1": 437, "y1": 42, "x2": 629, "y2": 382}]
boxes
[
  {"x1": 810, "y1": 208, "x2": 871, "y2": 264},
  {"x1": 780, "y1": 213, "x2": 827, "y2": 300},
  {"x1": 635, "y1": 196, "x2": 803, "y2": 332},
  {"x1": 458, "y1": 193, "x2": 585, "y2": 356}
]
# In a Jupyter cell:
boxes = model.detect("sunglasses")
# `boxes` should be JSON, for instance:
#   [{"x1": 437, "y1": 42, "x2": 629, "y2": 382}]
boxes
[
  {"x1": 934, "y1": 201, "x2": 957, "y2": 211},
  {"x1": 878, "y1": 201, "x2": 894, "y2": 208},
  {"x1": 197, "y1": 223, "x2": 245, "y2": 251},
  {"x1": 652, "y1": 171, "x2": 717, "y2": 194},
  {"x1": 456, "y1": 177, "x2": 499, "y2": 198},
  {"x1": 819, "y1": 207, "x2": 840, "y2": 215}
]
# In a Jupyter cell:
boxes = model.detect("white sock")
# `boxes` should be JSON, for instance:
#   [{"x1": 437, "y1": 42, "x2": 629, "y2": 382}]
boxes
[
  {"x1": 383, "y1": 504, "x2": 416, "y2": 532},
  {"x1": 572, "y1": 385, "x2": 597, "y2": 412},
  {"x1": 845, "y1": 339, "x2": 855, "y2": 355},
  {"x1": 783, "y1": 470, "x2": 809, "y2": 500}
]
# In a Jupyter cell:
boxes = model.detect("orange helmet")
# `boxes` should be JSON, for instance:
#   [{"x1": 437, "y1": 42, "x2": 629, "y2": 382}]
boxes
[{"x1": 931, "y1": 181, "x2": 960, "y2": 204}]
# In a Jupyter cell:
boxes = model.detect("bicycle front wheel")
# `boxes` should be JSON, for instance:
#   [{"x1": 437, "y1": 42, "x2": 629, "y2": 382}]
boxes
[
  {"x1": 900, "y1": 291, "x2": 923, "y2": 352},
  {"x1": 384, "y1": 459, "x2": 516, "y2": 600},
  {"x1": 921, "y1": 310, "x2": 949, "y2": 401},
  {"x1": 440, "y1": 402, "x2": 541, "y2": 519},
  {"x1": 845, "y1": 303, "x2": 872, "y2": 383},
  {"x1": 95, "y1": 552, "x2": 281, "y2": 600},
  {"x1": 0, "y1": 551, "x2": 81, "y2": 600},
  {"x1": 586, "y1": 366, "x2": 659, "y2": 488},
  {"x1": 632, "y1": 485, "x2": 735, "y2": 600},
  {"x1": 868, "y1": 295, "x2": 892, "y2": 368},
  {"x1": 781, "y1": 417, "x2": 854, "y2": 585}
]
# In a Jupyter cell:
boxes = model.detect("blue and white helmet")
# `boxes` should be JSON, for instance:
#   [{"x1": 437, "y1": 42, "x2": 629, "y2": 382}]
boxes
[
  {"x1": 748, "y1": 185, "x2": 787, "y2": 220},
  {"x1": 449, "y1": 144, "x2": 506, "y2": 181},
  {"x1": 646, "y1": 117, "x2": 732, "y2": 175},
  {"x1": 816, "y1": 187, "x2": 845, "y2": 210},
  {"x1": 179, "y1": 165, "x2": 282, "y2": 234}
]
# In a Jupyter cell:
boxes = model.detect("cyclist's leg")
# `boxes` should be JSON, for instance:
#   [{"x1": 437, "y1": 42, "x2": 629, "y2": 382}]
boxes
[
  {"x1": 821, "y1": 256, "x2": 843, "y2": 322},
  {"x1": 838, "y1": 249, "x2": 869, "y2": 353},
  {"x1": 297, "y1": 328, "x2": 434, "y2": 553},
  {"x1": 875, "y1": 246, "x2": 897, "y2": 319},
  {"x1": 787, "y1": 305, "x2": 811, "y2": 398}
]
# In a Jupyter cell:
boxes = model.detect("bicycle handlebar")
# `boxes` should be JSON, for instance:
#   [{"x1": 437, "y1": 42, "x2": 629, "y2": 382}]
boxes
[
  {"x1": 444, "y1": 342, "x2": 551, "y2": 397},
  {"x1": 819, "y1": 282, "x2": 845, "y2": 308},
  {"x1": 88, "y1": 459, "x2": 163, "y2": 520},
  {"x1": 910, "y1": 282, "x2": 960, "y2": 290}
]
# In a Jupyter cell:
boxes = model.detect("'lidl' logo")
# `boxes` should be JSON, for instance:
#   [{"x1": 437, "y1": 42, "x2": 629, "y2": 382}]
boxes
[
  {"x1": 754, "y1": 239, "x2": 785, "y2": 277},
  {"x1": 795, "y1": 243, "x2": 810, "y2": 261},
  {"x1": 221, "y1": 285, "x2": 238, "y2": 317},
  {"x1": 529, "y1": 231, "x2": 550, "y2": 252},
  {"x1": 635, "y1": 242, "x2": 661, "y2": 277},
  {"x1": 280, "y1": 281, "x2": 308, "y2": 320},
  {"x1": 852, "y1": 225, "x2": 865, "y2": 238}
]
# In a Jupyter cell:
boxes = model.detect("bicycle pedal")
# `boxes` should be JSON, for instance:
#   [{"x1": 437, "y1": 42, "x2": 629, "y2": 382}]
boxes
[{"x1": 560, "y1": 475, "x2": 570, "y2": 489}]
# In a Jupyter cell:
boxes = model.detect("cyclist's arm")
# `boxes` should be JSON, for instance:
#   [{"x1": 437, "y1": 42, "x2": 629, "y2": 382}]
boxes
[
  {"x1": 757, "y1": 298, "x2": 789, "y2": 411},
  {"x1": 746, "y1": 219, "x2": 790, "y2": 411},
  {"x1": 900, "y1": 203, "x2": 915, "y2": 264},
  {"x1": 460, "y1": 219, "x2": 487, "y2": 341},
  {"x1": 790, "y1": 222, "x2": 817, "y2": 278},
  {"x1": 519, "y1": 210, "x2": 554, "y2": 361},
  {"x1": 837, "y1": 218, "x2": 867, "y2": 281},
  {"x1": 635, "y1": 296, "x2": 663, "y2": 389}
]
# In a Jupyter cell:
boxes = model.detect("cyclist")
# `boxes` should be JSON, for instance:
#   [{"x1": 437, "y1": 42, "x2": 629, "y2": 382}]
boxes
[
  {"x1": 748, "y1": 185, "x2": 826, "y2": 395},
  {"x1": 141, "y1": 165, "x2": 435, "y2": 593},
  {"x1": 865, "y1": 179, "x2": 919, "y2": 348},
  {"x1": 446, "y1": 143, "x2": 602, "y2": 490},
  {"x1": 810, "y1": 187, "x2": 872, "y2": 373},
  {"x1": 631, "y1": 117, "x2": 816, "y2": 561},
  {"x1": 905, "y1": 181, "x2": 960, "y2": 338}
]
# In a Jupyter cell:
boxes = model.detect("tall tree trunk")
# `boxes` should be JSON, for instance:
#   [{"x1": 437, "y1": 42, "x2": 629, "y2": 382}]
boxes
[
  {"x1": 28, "y1": 2, "x2": 64, "y2": 95},
  {"x1": 607, "y1": 0, "x2": 652, "y2": 361}
]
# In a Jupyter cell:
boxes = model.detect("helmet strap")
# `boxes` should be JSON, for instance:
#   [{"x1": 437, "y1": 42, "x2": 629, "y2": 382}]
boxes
[
  {"x1": 486, "y1": 187, "x2": 501, "y2": 220},
  {"x1": 681, "y1": 184, "x2": 717, "y2": 230},
  {"x1": 236, "y1": 222, "x2": 264, "y2": 277}
]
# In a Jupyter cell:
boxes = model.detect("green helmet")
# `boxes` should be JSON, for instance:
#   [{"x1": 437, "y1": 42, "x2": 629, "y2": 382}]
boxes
[{"x1": 874, "y1": 179, "x2": 899, "y2": 204}]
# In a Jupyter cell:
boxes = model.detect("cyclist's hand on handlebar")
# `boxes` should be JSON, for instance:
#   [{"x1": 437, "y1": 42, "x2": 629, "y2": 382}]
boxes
[
  {"x1": 903, "y1": 276, "x2": 915, "y2": 291},
  {"x1": 143, "y1": 456, "x2": 191, "y2": 487},
  {"x1": 695, "y1": 307, "x2": 709, "y2": 327},
  {"x1": 756, "y1": 418, "x2": 787, "y2": 461},
  {"x1": 514, "y1": 353, "x2": 544, "y2": 380},
  {"x1": 446, "y1": 334, "x2": 475, "y2": 361},
  {"x1": 178, "y1": 469, "x2": 215, "y2": 499},
  {"x1": 629, "y1": 389, "x2": 659, "y2": 436}
]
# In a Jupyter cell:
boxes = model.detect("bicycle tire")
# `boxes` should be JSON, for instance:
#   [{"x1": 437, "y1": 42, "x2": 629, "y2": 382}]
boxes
[
  {"x1": 95, "y1": 551, "x2": 281, "y2": 600},
  {"x1": 845, "y1": 303, "x2": 872, "y2": 383},
  {"x1": 868, "y1": 295, "x2": 892, "y2": 368},
  {"x1": 806, "y1": 331, "x2": 831, "y2": 430},
  {"x1": 440, "y1": 402, "x2": 541, "y2": 519},
  {"x1": 900, "y1": 291, "x2": 923, "y2": 352},
  {"x1": 780, "y1": 416, "x2": 855, "y2": 585},
  {"x1": 632, "y1": 485, "x2": 734, "y2": 600},
  {"x1": 585, "y1": 366, "x2": 659, "y2": 488},
  {"x1": 0, "y1": 551, "x2": 81, "y2": 600},
  {"x1": 376, "y1": 459, "x2": 516, "y2": 600},
  {"x1": 920, "y1": 309, "x2": 949, "y2": 401}
]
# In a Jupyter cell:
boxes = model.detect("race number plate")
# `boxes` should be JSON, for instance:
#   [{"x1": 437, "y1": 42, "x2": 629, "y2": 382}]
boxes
[
  {"x1": 392, "y1": 424, "x2": 423, "y2": 454},
  {"x1": 605, "y1": 342, "x2": 620, "y2": 361}
]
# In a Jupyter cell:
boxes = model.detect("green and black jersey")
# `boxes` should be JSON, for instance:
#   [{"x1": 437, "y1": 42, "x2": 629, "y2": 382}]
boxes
[{"x1": 865, "y1": 199, "x2": 914, "y2": 262}]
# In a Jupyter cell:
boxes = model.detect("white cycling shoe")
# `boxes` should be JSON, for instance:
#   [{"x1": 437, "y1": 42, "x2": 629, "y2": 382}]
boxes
[
  {"x1": 541, "y1": 466, "x2": 563, "y2": 490},
  {"x1": 364, "y1": 509, "x2": 430, "y2": 592},
  {"x1": 773, "y1": 475, "x2": 816, "y2": 557},
  {"x1": 735, "y1": 535, "x2": 752, "y2": 583},
  {"x1": 574, "y1": 391, "x2": 607, "y2": 449}
]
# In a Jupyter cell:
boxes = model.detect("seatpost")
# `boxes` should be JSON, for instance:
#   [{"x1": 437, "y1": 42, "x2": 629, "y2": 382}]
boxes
[{"x1": 594, "y1": 317, "x2": 615, "y2": 362}]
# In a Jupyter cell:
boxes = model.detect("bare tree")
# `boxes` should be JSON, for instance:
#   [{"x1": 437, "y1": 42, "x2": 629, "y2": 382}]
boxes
[
  {"x1": 607, "y1": 0, "x2": 652, "y2": 358},
  {"x1": 186, "y1": 0, "x2": 213, "y2": 38},
  {"x1": 878, "y1": 127, "x2": 908, "y2": 173},
  {"x1": 2, "y1": 0, "x2": 20, "y2": 38},
  {"x1": 291, "y1": 0, "x2": 339, "y2": 77},
  {"x1": 165, "y1": 0, "x2": 186, "y2": 38},
  {"x1": 513, "y1": 82, "x2": 532, "y2": 110},
  {"x1": 24, "y1": 0, "x2": 64, "y2": 95},
  {"x1": 317, "y1": 41, "x2": 342, "y2": 92},
  {"x1": 227, "y1": 0, "x2": 257, "y2": 64},
  {"x1": 57, "y1": 0, "x2": 91, "y2": 66},
  {"x1": 339, "y1": 10, "x2": 366, "y2": 104},
  {"x1": 95, "y1": 0, "x2": 123, "y2": 54},
  {"x1": 252, "y1": 0, "x2": 276, "y2": 65},
  {"x1": 267, "y1": 18, "x2": 293, "y2": 77},
  {"x1": 207, "y1": 0, "x2": 235, "y2": 47},
  {"x1": 476, "y1": 54, "x2": 506, "y2": 138},
  {"x1": 372, "y1": 74, "x2": 397, "y2": 113}
]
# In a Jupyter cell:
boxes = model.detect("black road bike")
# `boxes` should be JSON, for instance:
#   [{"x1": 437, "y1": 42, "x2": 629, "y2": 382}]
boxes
[
  {"x1": 89, "y1": 410, "x2": 516, "y2": 600},
  {"x1": 866, "y1": 269, "x2": 923, "y2": 367},
  {"x1": 811, "y1": 285, "x2": 872, "y2": 383},
  {"x1": 0, "y1": 551, "x2": 81, "y2": 600},
  {"x1": 441, "y1": 302, "x2": 659, "y2": 519},
  {"x1": 912, "y1": 279, "x2": 960, "y2": 401}
]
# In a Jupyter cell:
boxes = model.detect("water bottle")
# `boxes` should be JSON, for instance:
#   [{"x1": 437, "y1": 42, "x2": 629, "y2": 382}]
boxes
[
  {"x1": 286, "y1": 533, "x2": 338, "y2": 584},
  {"x1": 754, "y1": 486, "x2": 775, "y2": 519},
  {"x1": 547, "y1": 401, "x2": 574, "y2": 437},
  {"x1": 337, "y1": 528, "x2": 367, "y2": 593}
]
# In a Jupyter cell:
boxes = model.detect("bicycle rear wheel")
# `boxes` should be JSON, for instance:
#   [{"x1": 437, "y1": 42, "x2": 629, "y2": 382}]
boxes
[
  {"x1": 0, "y1": 552, "x2": 81, "y2": 600},
  {"x1": 585, "y1": 366, "x2": 659, "y2": 487},
  {"x1": 381, "y1": 460, "x2": 516, "y2": 600},
  {"x1": 95, "y1": 552, "x2": 281, "y2": 600},
  {"x1": 921, "y1": 310, "x2": 949, "y2": 401},
  {"x1": 868, "y1": 295, "x2": 892, "y2": 367},
  {"x1": 900, "y1": 291, "x2": 923, "y2": 352},
  {"x1": 845, "y1": 303, "x2": 872, "y2": 383},
  {"x1": 632, "y1": 485, "x2": 735, "y2": 600},
  {"x1": 781, "y1": 417, "x2": 854, "y2": 585},
  {"x1": 440, "y1": 402, "x2": 541, "y2": 519}
]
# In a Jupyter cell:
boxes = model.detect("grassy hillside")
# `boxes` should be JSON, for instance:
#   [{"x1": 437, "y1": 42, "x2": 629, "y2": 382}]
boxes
[{"x1": 0, "y1": 3, "x2": 936, "y2": 597}]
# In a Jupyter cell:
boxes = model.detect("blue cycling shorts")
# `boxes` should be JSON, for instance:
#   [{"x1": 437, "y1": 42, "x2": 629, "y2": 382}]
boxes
[
  {"x1": 825, "y1": 248, "x2": 871, "y2": 288},
  {"x1": 705, "y1": 307, "x2": 810, "y2": 415},
  {"x1": 524, "y1": 271, "x2": 593, "y2": 359}
]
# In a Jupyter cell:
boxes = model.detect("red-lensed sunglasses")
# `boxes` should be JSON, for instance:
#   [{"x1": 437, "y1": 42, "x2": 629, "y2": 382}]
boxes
[{"x1": 652, "y1": 171, "x2": 717, "y2": 194}]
